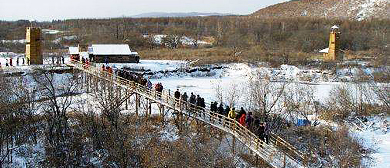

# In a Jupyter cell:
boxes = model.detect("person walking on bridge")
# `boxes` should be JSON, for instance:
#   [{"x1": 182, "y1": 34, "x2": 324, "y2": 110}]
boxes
[
  {"x1": 181, "y1": 92, "x2": 188, "y2": 109},
  {"x1": 174, "y1": 89, "x2": 181, "y2": 106},
  {"x1": 218, "y1": 103, "x2": 224, "y2": 116},
  {"x1": 228, "y1": 107, "x2": 236, "y2": 119},
  {"x1": 224, "y1": 105, "x2": 230, "y2": 117},
  {"x1": 210, "y1": 101, "x2": 217, "y2": 113},
  {"x1": 189, "y1": 93, "x2": 196, "y2": 109},
  {"x1": 147, "y1": 78, "x2": 153, "y2": 90},
  {"x1": 264, "y1": 122, "x2": 270, "y2": 144},
  {"x1": 239, "y1": 111, "x2": 246, "y2": 126},
  {"x1": 246, "y1": 112, "x2": 254, "y2": 129},
  {"x1": 258, "y1": 122, "x2": 265, "y2": 145}
]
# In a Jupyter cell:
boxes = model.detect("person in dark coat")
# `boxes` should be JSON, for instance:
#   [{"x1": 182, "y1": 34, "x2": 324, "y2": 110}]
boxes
[
  {"x1": 253, "y1": 116, "x2": 260, "y2": 133},
  {"x1": 218, "y1": 103, "x2": 224, "y2": 115},
  {"x1": 246, "y1": 112, "x2": 254, "y2": 129},
  {"x1": 196, "y1": 95, "x2": 202, "y2": 107},
  {"x1": 189, "y1": 93, "x2": 196, "y2": 110},
  {"x1": 264, "y1": 122, "x2": 270, "y2": 144},
  {"x1": 224, "y1": 106, "x2": 230, "y2": 117},
  {"x1": 259, "y1": 123, "x2": 266, "y2": 141},
  {"x1": 181, "y1": 92, "x2": 188, "y2": 109},
  {"x1": 181, "y1": 92, "x2": 188, "y2": 102},
  {"x1": 210, "y1": 101, "x2": 217, "y2": 113},
  {"x1": 174, "y1": 89, "x2": 180, "y2": 100},
  {"x1": 199, "y1": 98, "x2": 206, "y2": 114},
  {"x1": 174, "y1": 89, "x2": 180, "y2": 106}
]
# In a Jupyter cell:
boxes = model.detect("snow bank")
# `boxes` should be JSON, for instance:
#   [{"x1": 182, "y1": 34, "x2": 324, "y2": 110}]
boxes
[
  {"x1": 352, "y1": 115, "x2": 390, "y2": 168},
  {"x1": 1, "y1": 39, "x2": 26, "y2": 44}
]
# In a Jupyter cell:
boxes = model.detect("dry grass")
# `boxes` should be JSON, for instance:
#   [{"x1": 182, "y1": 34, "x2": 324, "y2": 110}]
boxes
[{"x1": 139, "y1": 47, "x2": 241, "y2": 65}]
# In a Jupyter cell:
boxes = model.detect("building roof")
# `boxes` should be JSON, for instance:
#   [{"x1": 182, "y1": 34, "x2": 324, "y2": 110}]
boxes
[
  {"x1": 91, "y1": 44, "x2": 131, "y2": 55},
  {"x1": 319, "y1": 48, "x2": 329, "y2": 53},
  {"x1": 331, "y1": 25, "x2": 339, "y2": 29},
  {"x1": 69, "y1": 47, "x2": 79, "y2": 54}
]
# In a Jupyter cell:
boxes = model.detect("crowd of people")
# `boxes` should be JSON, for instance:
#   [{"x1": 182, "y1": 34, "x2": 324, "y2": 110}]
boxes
[{"x1": 172, "y1": 89, "x2": 271, "y2": 144}]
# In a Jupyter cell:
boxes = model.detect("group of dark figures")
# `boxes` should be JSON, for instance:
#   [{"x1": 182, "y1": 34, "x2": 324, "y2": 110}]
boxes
[
  {"x1": 115, "y1": 66, "x2": 150, "y2": 87},
  {"x1": 173, "y1": 89, "x2": 270, "y2": 144},
  {"x1": 174, "y1": 89, "x2": 206, "y2": 109}
]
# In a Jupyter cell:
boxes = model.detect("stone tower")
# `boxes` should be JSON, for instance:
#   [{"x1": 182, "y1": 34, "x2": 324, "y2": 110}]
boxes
[
  {"x1": 325, "y1": 25, "x2": 341, "y2": 61},
  {"x1": 26, "y1": 27, "x2": 43, "y2": 64}
]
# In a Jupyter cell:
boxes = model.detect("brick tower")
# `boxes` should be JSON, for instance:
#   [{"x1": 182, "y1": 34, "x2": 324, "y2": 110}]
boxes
[
  {"x1": 26, "y1": 27, "x2": 43, "y2": 64},
  {"x1": 324, "y1": 25, "x2": 342, "y2": 61}
]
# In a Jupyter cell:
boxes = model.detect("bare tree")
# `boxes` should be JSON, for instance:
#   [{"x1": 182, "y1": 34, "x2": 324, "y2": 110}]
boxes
[
  {"x1": 32, "y1": 69, "x2": 80, "y2": 166},
  {"x1": 325, "y1": 84, "x2": 355, "y2": 121},
  {"x1": 284, "y1": 84, "x2": 317, "y2": 123},
  {"x1": 226, "y1": 82, "x2": 241, "y2": 108},
  {"x1": 248, "y1": 71, "x2": 287, "y2": 119}
]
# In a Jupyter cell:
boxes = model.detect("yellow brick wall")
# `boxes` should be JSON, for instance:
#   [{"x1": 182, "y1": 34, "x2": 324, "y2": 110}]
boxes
[
  {"x1": 325, "y1": 30, "x2": 341, "y2": 61},
  {"x1": 26, "y1": 27, "x2": 43, "y2": 64}
]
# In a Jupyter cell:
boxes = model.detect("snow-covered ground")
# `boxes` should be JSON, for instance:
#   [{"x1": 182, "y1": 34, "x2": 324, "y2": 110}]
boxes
[
  {"x1": 351, "y1": 115, "x2": 390, "y2": 168},
  {"x1": 143, "y1": 34, "x2": 212, "y2": 46}
]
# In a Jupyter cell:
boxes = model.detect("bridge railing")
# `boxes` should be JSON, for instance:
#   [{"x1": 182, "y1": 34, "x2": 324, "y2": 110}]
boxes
[{"x1": 69, "y1": 61, "x2": 306, "y2": 167}]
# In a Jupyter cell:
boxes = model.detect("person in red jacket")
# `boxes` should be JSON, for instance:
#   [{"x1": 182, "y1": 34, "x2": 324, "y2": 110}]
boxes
[{"x1": 239, "y1": 112, "x2": 246, "y2": 126}]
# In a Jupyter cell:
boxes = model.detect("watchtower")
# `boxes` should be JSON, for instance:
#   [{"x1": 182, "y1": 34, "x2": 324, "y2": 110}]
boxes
[
  {"x1": 324, "y1": 25, "x2": 342, "y2": 61},
  {"x1": 26, "y1": 27, "x2": 43, "y2": 64}
]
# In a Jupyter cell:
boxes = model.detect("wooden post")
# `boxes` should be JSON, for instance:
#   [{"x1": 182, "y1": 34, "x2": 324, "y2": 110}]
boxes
[
  {"x1": 135, "y1": 94, "x2": 140, "y2": 117},
  {"x1": 160, "y1": 105, "x2": 165, "y2": 120},
  {"x1": 87, "y1": 74, "x2": 91, "y2": 91},
  {"x1": 148, "y1": 99, "x2": 152, "y2": 117},
  {"x1": 125, "y1": 93, "x2": 128, "y2": 110},
  {"x1": 232, "y1": 135, "x2": 236, "y2": 155}
]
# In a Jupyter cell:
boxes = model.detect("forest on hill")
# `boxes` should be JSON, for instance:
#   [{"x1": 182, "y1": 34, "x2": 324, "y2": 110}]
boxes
[
  {"x1": 0, "y1": 16, "x2": 389, "y2": 66},
  {"x1": 252, "y1": 0, "x2": 390, "y2": 20}
]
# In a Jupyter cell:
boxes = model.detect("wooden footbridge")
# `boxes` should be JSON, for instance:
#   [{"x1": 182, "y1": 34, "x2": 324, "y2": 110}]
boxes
[{"x1": 67, "y1": 62, "x2": 308, "y2": 168}]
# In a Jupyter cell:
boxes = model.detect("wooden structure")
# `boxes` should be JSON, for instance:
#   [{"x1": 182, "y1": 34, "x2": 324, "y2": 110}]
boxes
[
  {"x1": 321, "y1": 25, "x2": 342, "y2": 61},
  {"x1": 26, "y1": 27, "x2": 43, "y2": 64},
  {"x1": 68, "y1": 61, "x2": 307, "y2": 168},
  {"x1": 89, "y1": 44, "x2": 139, "y2": 63}
]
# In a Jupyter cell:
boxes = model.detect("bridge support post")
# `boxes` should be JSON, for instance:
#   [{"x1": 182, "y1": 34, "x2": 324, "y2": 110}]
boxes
[
  {"x1": 232, "y1": 135, "x2": 236, "y2": 155},
  {"x1": 148, "y1": 100, "x2": 152, "y2": 116},
  {"x1": 88, "y1": 74, "x2": 91, "y2": 92},
  {"x1": 135, "y1": 94, "x2": 140, "y2": 117},
  {"x1": 160, "y1": 105, "x2": 165, "y2": 122}
]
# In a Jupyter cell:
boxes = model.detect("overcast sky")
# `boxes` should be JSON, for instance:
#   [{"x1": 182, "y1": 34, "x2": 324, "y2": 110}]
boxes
[{"x1": 0, "y1": 0, "x2": 287, "y2": 21}]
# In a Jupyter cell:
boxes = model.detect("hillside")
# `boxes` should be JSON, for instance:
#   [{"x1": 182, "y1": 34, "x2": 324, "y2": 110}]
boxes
[
  {"x1": 131, "y1": 12, "x2": 234, "y2": 18},
  {"x1": 252, "y1": 0, "x2": 390, "y2": 20}
]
